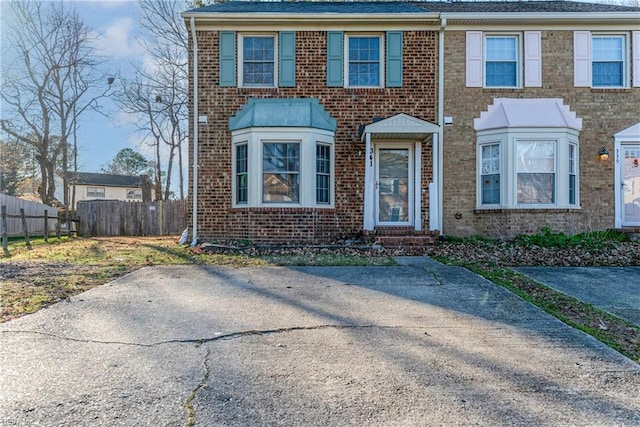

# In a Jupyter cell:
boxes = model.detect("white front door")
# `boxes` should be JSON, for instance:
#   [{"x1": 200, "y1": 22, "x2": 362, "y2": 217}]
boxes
[
  {"x1": 375, "y1": 144, "x2": 413, "y2": 226},
  {"x1": 622, "y1": 145, "x2": 640, "y2": 226}
]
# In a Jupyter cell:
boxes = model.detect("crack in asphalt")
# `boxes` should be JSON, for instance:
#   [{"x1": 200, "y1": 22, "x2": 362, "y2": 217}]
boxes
[
  {"x1": 0, "y1": 324, "x2": 409, "y2": 348},
  {"x1": 184, "y1": 346, "x2": 211, "y2": 427}
]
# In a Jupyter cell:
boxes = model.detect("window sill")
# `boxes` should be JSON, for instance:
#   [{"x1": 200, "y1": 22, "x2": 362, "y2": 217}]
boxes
[
  {"x1": 589, "y1": 87, "x2": 632, "y2": 92},
  {"x1": 231, "y1": 206, "x2": 335, "y2": 211},
  {"x1": 481, "y1": 87, "x2": 523, "y2": 92},
  {"x1": 474, "y1": 207, "x2": 582, "y2": 214}
]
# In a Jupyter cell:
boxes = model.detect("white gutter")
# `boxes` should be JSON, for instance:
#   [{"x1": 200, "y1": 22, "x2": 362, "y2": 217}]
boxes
[
  {"x1": 442, "y1": 11, "x2": 640, "y2": 24},
  {"x1": 189, "y1": 16, "x2": 199, "y2": 247},
  {"x1": 433, "y1": 16, "x2": 446, "y2": 235}
]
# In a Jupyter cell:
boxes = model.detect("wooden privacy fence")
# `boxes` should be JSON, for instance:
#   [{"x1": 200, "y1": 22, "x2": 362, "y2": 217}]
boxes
[
  {"x1": 1, "y1": 193, "x2": 67, "y2": 255},
  {"x1": 76, "y1": 199, "x2": 188, "y2": 237}
]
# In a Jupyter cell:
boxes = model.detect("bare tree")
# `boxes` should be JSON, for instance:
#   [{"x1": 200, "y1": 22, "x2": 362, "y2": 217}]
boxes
[
  {"x1": 133, "y1": 0, "x2": 190, "y2": 200},
  {"x1": 0, "y1": 1, "x2": 111, "y2": 206}
]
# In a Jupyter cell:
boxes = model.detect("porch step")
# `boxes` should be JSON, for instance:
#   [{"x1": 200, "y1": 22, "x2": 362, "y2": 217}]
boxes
[{"x1": 373, "y1": 228, "x2": 439, "y2": 249}]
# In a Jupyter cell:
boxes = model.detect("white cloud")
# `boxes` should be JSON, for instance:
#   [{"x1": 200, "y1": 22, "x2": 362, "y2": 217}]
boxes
[{"x1": 91, "y1": 17, "x2": 143, "y2": 60}]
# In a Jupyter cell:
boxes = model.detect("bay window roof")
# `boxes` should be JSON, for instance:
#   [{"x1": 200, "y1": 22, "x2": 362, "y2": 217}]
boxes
[
  {"x1": 229, "y1": 98, "x2": 337, "y2": 132},
  {"x1": 474, "y1": 98, "x2": 582, "y2": 132}
]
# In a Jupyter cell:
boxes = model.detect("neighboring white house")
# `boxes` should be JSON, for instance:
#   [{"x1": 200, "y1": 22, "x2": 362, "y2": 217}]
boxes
[{"x1": 55, "y1": 172, "x2": 154, "y2": 209}]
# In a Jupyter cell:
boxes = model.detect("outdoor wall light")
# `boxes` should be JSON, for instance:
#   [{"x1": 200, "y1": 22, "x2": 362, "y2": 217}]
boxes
[{"x1": 598, "y1": 147, "x2": 610, "y2": 161}]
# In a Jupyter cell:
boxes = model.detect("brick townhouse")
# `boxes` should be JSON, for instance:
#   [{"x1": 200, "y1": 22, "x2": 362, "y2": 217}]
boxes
[{"x1": 182, "y1": 1, "x2": 640, "y2": 245}]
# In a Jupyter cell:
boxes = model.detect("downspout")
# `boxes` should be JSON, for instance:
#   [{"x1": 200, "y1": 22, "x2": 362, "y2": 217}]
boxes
[
  {"x1": 436, "y1": 16, "x2": 447, "y2": 235},
  {"x1": 189, "y1": 16, "x2": 199, "y2": 246}
]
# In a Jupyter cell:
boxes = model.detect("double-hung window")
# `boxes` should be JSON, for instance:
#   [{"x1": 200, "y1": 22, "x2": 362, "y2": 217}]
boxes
[
  {"x1": 87, "y1": 187, "x2": 105, "y2": 198},
  {"x1": 263, "y1": 142, "x2": 300, "y2": 203},
  {"x1": 480, "y1": 143, "x2": 501, "y2": 205},
  {"x1": 516, "y1": 141, "x2": 556, "y2": 204},
  {"x1": 569, "y1": 143, "x2": 577, "y2": 205},
  {"x1": 240, "y1": 35, "x2": 276, "y2": 87},
  {"x1": 346, "y1": 35, "x2": 383, "y2": 87},
  {"x1": 591, "y1": 35, "x2": 625, "y2": 87},
  {"x1": 574, "y1": 31, "x2": 640, "y2": 88},
  {"x1": 236, "y1": 144, "x2": 248, "y2": 204},
  {"x1": 485, "y1": 35, "x2": 519, "y2": 87},
  {"x1": 316, "y1": 144, "x2": 331, "y2": 204},
  {"x1": 466, "y1": 31, "x2": 542, "y2": 88}
]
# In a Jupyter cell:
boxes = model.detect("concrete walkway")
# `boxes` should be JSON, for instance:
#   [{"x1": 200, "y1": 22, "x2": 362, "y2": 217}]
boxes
[
  {"x1": 1, "y1": 258, "x2": 639, "y2": 426},
  {"x1": 515, "y1": 267, "x2": 640, "y2": 327}
]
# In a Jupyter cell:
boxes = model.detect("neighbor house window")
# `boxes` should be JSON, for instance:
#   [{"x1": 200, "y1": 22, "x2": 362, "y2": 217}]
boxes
[
  {"x1": 236, "y1": 144, "x2": 248, "y2": 204},
  {"x1": 240, "y1": 34, "x2": 276, "y2": 87},
  {"x1": 346, "y1": 34, "x2": 383, "y2": 87},
  {"x1": 480, "y1": 143, "x2": 501, "y2": 204},
  {"x1": 126, "y1": 189, "x2": 142, "y2": 200},
  {"x1": 592, "y1": 35, "x2": 625, "y2": 87},
  {"x1": 263, "y1": 142, "x2": 300, "y2": 203},
  {"x1": 87, "y1": 187, "x2": 105, "y2": 198},
  {"x1": 485, "y1": 35, "x2": 520, "y2": 87},
  {"x1": 316, "y1": 144, "x2": 331, "y2": 204}
]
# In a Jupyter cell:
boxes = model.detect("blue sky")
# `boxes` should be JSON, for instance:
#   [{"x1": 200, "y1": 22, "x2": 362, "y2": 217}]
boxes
[{"x1": 1, "y1": 0, "x2": 176, "y2": 174}]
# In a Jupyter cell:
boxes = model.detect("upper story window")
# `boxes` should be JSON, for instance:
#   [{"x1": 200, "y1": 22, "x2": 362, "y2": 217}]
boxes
[
  {"x1": 87, "y1": 187, "x2": 105, "y2": 198},
  {"x1": 485, "y1": 35, "x2": 520, "y2": 87},
  {"x1": 219, "y1": 31, "x2": 295, "y2": 88},
  {"x1": 239, "y1": 34, "x2": 277, "y2": 87},
  {"x1": 466, "y1": 31, "x2": 541, "y2": 88},
  {"x1": 327, "y1": 31, "x2": 402, "y2": 88},
  {"x1": 346, "y1": 35, "x2": 383, "y2": 87},
  {"x1": 574, "y1": 31, "x2": 640, "y2": 88},
  {"x1": 592, "y1": 35, "x2": 625, "y2": 87}
]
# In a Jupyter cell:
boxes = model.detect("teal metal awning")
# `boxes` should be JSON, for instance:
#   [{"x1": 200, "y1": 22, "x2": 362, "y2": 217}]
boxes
[{"x1": 229, "y1": 98, "x2": 337, "y2": 132}]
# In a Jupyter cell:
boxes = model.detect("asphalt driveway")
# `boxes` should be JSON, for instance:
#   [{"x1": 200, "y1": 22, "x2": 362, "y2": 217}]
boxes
[{"x1": 1, "y1": 257, "x2": 639, "y2": 426}]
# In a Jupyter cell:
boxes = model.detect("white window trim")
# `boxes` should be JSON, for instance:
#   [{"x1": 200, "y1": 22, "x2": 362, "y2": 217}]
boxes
[
  {"x1": 591, "y1": 33, "x2": 629, "y2": 89},
  {"x1": 238, "y1": 33, "x2": 278, "y2": 88},
  {"x1": 483, "y1": 33, "x2": 523, "y2": 89},
  {"x1": 344, "y1": 33, "x2": 385, "y2": 88},
  {"x1": 316, "y1": 142, "x2": 332, "y2": 205},
  {"x1": 231, "y1": 128, "x2": 335, "y2": 208},
  {"x1": 479, "y1": 140, "x2": 502, "y2": 207},
  {"x1": 476, "y1": 128, "x2": 580, "y2": 209}
]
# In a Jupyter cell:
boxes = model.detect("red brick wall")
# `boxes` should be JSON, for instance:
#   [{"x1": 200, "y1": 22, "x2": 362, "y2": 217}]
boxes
[
  {"x1": 443, "y1": 30, "x2": 640, "y2": 238},
  {"x1": 188, "y1": 30, "x2": 439, "y2": 243}
]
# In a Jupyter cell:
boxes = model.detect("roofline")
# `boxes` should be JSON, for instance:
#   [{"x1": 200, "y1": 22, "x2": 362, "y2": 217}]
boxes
[
  {"x1": 181, "y1": 12, "x2": 440, "y2": 26},
  {"x1": 182, "y1": 11, "x2": 640, "y2": 27}
]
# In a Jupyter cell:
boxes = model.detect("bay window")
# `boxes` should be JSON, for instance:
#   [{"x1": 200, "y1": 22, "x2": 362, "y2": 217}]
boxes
[
  {"x1": 231, "y1": 129, "x2": 334, "y2": 208},
  {"x1": 477, "y1": 133, "x2": 580, "y2": 209}
]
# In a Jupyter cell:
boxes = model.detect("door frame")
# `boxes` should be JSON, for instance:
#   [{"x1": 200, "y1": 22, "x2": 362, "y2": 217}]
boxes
[
  {"x1": 614, "y1": 122, "x2": 640, "y2": 228},
  {"x1": 615, "y1": 143, "x2": 640, "y2": 227},
  {"x1": 374, "y1": 143, "x2": 414, "y2": 227}
]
